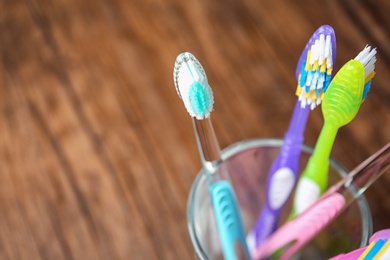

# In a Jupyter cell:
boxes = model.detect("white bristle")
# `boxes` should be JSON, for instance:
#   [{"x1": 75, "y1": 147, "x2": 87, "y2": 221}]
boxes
[
  {"x1": 317, "y1": 73, "x2": 325, "y2": 89},
  {"x1": 324, "y1": 35, "x2": 331, "y2": 61},
  {"x1": 354, "y1": 45, "x2": 377, "y2": 78},
  {"x1": 354, "y1": 45, "x2": 369, "y2": 61},
  {"x1": 360, "y1": 47, "x2": 376, "y2": 66},
  {"x1": 327, "y1": 46, "x2": 333, "y2": 69},
  {"x1": 365, "y1": 56, "x2": 377, "y2": 78},
  {"x1": 318, "y1": 34, "x2": 325, "y2": 64},
  {"x1": 300, "y1": 95, "x2": 307, "y2": 108},
  {"x1": 310, "y1": 39, "x2": 319, "y2": 65},
  {"x1": 316, "y1": 97, "x2": 321, "y2": 106},
  {"x1": 305, "y1": 73, "x2": 313, "y2": 87},
  {"x1": 311, "y1": 73, "x2": 319, "y2": 90}
]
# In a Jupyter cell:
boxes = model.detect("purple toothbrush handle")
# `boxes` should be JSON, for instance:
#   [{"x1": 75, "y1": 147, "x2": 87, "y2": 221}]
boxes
[
  {"x1": 253, "y1": 202, "x2": 279, "y2": 247},
  {"x1": 253, "y1": 101, "x2": 310, "y2": 246},
  {"x1": 253, "y1": 137, "x2": 302, "y2": 245}
]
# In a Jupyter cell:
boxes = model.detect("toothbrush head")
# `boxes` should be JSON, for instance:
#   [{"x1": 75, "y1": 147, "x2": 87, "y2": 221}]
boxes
[
  {"x1": 173, "y1": 52, "x2": 214, "y2": 120},
  {"x1": 322, "y1": 45, "x2": 376, "y2": 128},
  {"x1": 354, "y1": 45, "x2": 377, "y2": 100},
  {"x1": 321, "y1": 59, "x2": 364, "y2": 127},
  {"x1": 295, "y1": 25, "x2": 337, "y2": 80},
  {"x1": 295, "y1": 25, "x2": 336, "y2": 109}
]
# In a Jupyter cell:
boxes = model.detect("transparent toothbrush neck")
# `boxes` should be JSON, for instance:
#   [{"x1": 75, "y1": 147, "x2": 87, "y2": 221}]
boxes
[{"x1": 335, "y1": 142, "x2": 390, "y2": 201}]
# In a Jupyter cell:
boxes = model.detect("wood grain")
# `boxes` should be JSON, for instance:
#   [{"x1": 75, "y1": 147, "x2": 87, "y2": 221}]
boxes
[{"x1": 1, "y1": 0, "x2": 390, "y2": 259}]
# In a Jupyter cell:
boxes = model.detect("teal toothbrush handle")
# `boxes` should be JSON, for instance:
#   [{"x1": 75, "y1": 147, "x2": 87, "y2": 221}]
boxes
[
  {"x1": 210, "y1": 180, "x2": 250, "y2": 260},
  {"x1": 192, "y1": 118, "x2": 249, "y2": 259}
]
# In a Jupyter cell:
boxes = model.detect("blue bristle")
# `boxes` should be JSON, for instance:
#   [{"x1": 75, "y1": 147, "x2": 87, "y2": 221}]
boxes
[
  {"x1": 323, "y1": 74, "x2": 332, "y2": 92},
  {"x1": 189, "y1": 81, "x2": 213, "y2": 118},
  {"x1": 363, "y1": 80, "x2": 372, "y2": 100},
  {"x1": 299, "y1": 61, "x2": 308, "y2": 88}
]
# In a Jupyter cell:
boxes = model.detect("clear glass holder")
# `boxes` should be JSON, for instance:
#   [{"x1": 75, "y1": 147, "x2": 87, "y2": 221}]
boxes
[{"x1": 187, "y1": 138, "x2": 373, "y2": 260}]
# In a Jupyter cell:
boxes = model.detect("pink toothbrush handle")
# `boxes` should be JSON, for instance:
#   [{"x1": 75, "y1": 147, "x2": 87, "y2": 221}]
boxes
[{"x1": 252, "y1": 192, "x2": 346, "y2": 260}]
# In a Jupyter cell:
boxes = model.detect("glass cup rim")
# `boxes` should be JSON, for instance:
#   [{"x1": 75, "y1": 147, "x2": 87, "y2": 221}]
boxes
[{"x1": 187, "y1": 137, "x2": 373, "y2": 260}]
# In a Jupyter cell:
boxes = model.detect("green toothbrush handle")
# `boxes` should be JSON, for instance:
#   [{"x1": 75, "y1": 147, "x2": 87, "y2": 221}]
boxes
[
  {"x1": 290, "y1": 156, "x2": 329, "y2": 218},
  {"x1": 290, "y1": 123, "x2": 336, "y2": 219},
  {"x1": 301, "y1": 155, "x2": 329, "y2": 192}
]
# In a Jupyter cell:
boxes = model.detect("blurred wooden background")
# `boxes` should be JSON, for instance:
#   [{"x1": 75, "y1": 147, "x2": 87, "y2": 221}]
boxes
[{"x1": 1, "y1": 0, "x2": 390, "y2": 259}]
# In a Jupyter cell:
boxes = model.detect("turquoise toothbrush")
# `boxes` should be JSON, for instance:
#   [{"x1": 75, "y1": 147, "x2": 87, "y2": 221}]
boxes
[
  {"x1": 173, "y1": 52, "x2": 250, "y2": 260},
  {"x1": 249, "y1": 25, "x2": 336, "y2": 249},
  {"x1": 290, "y1": 45, "x2": 377, "y2": 218}
]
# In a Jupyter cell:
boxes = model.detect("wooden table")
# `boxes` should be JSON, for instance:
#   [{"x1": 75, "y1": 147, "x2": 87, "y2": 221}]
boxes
[{"x1": 1, "y1": 0, "x2": 390, "y2": 259}]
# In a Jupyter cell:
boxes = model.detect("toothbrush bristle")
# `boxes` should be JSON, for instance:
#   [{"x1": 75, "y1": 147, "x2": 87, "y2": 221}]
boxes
[
  {"x1": 354, "y1": 45, "x2": 377, "y2": 100},
  {"x1": 173, "y1": 52, "x2": 214, "y2": 119},
  {"x1": 295, "y1": 25, "x2": 336, "y2": 110}
]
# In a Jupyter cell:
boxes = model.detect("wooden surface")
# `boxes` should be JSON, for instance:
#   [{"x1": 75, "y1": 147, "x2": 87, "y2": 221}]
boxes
[{"x1": 1, "y1": 0, "x2": 390, "y2": 259}]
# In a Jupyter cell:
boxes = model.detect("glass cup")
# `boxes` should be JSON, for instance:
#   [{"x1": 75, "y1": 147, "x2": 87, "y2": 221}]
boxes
[{"x1": 187, "y1": 138, "x2": 373, "y2": 260}]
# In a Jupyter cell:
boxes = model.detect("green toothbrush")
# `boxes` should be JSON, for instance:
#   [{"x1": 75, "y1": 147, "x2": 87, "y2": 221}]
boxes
[{"x1": 290, "y1": 45, "x2": 377, "y2": 218}]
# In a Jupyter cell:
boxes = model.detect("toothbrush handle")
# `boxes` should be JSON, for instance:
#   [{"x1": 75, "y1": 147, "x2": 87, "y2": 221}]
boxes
[
  {"x1": 252, "y1": 204, "x2": 279, "y2": 248},
  {"x1": 253, "y1": 133, "x2": 302, "y2": 246},
  {"x1": 209, "y1": 180, "x2": 250, "y2": 260},
  {"x1": 252, "y1": 102, "x2": 309, "y2": 247},
  {"x1": 252, "y1": 192, "x2": 346, "y2": 260},
  {"x1": 289, "y1": 160, "x2": 329, "y2": 219}
]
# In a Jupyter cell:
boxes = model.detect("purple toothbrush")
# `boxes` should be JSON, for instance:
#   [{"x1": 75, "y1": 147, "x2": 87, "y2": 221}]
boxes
[{"x1": 248, "y1": 25, "x2": 337, "y2": 249}]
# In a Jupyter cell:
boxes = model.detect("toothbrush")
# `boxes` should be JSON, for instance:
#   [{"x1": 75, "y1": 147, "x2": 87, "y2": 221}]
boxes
[
  {"x1": 173, "y1": 52, "x2": 250, "y2": 260},
  {"x1": 358, "y1": 239, "x2": 390, "y2": 260},
  {"x1": 289, "y1": 45, "x2": 377, "y2": 218},
  {"x1": 253, "y1": 139, "x2": 390, "y2": 260},
  {"x1": 249, "y1": 25, "x2": 336, "y2": 248},
  {"x1": 330, "y1": 229, "x2": 390, "y2": 260}
]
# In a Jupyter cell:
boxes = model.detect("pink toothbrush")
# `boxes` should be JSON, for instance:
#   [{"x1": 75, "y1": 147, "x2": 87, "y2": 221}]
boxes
[{"x1": 252, "y1": 140, "x2": 390, "y2": 260}]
